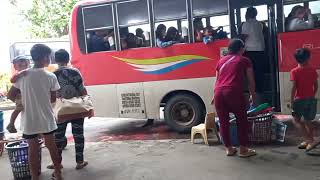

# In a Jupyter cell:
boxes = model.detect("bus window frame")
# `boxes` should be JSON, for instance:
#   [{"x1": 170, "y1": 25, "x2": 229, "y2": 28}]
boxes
[
  {"x1": 191, "y1": 0, "x2": 229, "y2": 43},
  {"x1": 115, "y1": 0, "x2": 152, "y2": 50},
  {"x1": 282, "y1": 0, "x2": 320, "y2": 32},
  {"x1": 154, "y1": 18, "x2": 189, "y2": 45},
  {"x1": 116, "y1": 0, "x2": 150, "y2": 27},
  {"x1": 82, "y1": 3, "x2": 116, "y2": 54},
  {"x1": 152, "y1": 0, "x2": 192, "y2": 44}
]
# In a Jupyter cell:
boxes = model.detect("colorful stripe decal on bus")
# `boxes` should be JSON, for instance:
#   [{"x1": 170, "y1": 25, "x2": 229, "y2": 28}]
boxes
[{"x1": 113, "y1": 55, "x2": 209, "y2": 75}]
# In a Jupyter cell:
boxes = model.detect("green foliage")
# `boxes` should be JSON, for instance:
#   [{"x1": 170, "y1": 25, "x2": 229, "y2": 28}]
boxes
[
  {"x1": 23, "y1": 0, "x2": 79, "y2": 38},
  {"x1": 0, "y1": 73, "x2": 11, "y2": 94}
]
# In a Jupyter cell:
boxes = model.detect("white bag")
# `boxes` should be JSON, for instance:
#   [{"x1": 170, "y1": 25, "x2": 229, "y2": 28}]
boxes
[{"x1": 53, "y1": 95, "x2": 94, "y2": 122}]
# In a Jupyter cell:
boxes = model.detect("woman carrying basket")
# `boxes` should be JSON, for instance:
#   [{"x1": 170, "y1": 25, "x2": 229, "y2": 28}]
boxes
[
  {"x1": 47, "y1": 49, "x2": 92, "y2": 170},
  {"x1": 212, "y1": 39, "x2": 257, "y2": 157}
]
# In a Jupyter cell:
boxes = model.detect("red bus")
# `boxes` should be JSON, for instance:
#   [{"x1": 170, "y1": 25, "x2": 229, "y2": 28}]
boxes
[{"x1": 70, "y1": 0, "x2": 320, "y2": 132}]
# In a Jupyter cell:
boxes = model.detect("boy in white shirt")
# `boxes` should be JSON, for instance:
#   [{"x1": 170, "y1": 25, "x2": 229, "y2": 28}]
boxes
[{"x1": 7, "y1": 44, "x2": 63, "y2": 180}]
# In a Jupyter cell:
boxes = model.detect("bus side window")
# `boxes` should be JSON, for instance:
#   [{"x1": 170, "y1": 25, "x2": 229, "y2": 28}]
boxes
[
  {"x1": 154, "y1": 0, "x2": 188, "y2": 46},
  {"x1": 309, "y1": 1, "x2": 320, "y2": 28},
  {"x1": 117, "y1": 0, "x2": 150, "y2": 50},
  {"x1": 82, "y1": 4, "x2": 115, "y2": 53},
  {"x1": 155, "y1": 20, "x2": 188, "y2": 46},
  {"x1": 192, "y1": 0, "x2": 229, "y2": 41},
  {"x1": 210, "y1": 15, "x2": 231, "y2": 38}
]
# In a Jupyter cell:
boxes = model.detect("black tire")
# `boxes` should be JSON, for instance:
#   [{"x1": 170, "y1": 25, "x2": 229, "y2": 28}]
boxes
[{"x1": 164, "y1": 93, "x2": 205, "y2": 133}]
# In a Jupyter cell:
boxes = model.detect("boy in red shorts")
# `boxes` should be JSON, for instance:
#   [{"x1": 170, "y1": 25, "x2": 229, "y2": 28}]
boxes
[{"x1": 290, "y1": 48, "x2": 319, "y2": 151}]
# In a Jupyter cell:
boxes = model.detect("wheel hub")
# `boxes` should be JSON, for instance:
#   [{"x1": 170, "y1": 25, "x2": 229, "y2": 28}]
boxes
[
  {"x1": 180, "y1": 109, "x2": 189, "y2": 117},
  {"x1": 171, "y1": 102, "x2": 195, "y2": 126}
]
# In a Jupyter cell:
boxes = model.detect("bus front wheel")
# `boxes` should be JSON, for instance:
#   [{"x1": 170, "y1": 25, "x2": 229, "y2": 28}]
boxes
[{"x1": 164, "y1": 94, "x2": 205, "y2": 133}]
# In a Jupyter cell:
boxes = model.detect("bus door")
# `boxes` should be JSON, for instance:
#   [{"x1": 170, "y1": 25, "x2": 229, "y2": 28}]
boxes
[
  {"x1": 228, "y1": 0, "x2": 281, "y2": 110},
  {"x1": 117, "y1": 83, "x2": 147, "y2": 119}
]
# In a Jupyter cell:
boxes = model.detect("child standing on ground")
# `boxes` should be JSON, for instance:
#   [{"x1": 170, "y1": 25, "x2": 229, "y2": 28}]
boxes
[
  {"x1": 290, "y1": 48, "x2": 319, "y2": 151},
  {"x1": 7, "y1": 44, "x2": 63, "y2": 180},
  {"x1": 6, "y1": 56, "x2": 30, "y2": 133}
]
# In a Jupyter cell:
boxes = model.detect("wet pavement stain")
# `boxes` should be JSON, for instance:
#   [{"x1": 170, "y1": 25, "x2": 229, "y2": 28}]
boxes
[{"x1": 92, "y1": 121, "x2": 190, "y2": 142}]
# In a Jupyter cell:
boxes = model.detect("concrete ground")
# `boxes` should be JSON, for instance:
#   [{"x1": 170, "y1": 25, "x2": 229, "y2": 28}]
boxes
[
  {"x1": 0, "y1": 111, "x2": 320, "y2": 180},
  {"x1": 1, "y1": 140, "x2": 320, "y2": 180}
]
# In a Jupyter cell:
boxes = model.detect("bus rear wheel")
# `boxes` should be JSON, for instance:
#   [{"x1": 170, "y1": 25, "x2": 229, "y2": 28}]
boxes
[{"x1": 164, "y1": 94, "x2": 205, "y2": 133}]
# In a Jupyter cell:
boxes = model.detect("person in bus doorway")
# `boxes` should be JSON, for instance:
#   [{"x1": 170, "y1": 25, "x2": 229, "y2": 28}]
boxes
[
  {"x1": 290, "y1": 48, "x2": 319, "y2": 151},
  {"x1": 165, "y1": 27, "x2": 182, "y2": 43},
  {"x1": 203, "y1": 26, "x2": 215, "y2": 44},
  {"x1": 156, "y1": 24, "x2": 176, "y2": 48},
  {"x1": 193, "y1": 18, "x2": 204, "y2": 42},
  {"x1": 285, "y1": 5, "x2": 314, "y2": 31},
  {"x1": 213, "y1": 39, "x2": 257, "y2": 158},
  {"x1": 241, "y1": 7, "x2": 266, "y2": 105},
  {"x1": 46, "y1": 49, "x2": 90, "y2": 170},
  {"x1": 6, "y1": 56, "x2": 30, "y2": 133}
]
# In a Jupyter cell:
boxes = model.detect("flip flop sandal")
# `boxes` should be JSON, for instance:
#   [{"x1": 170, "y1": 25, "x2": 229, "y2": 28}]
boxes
[
  {"x1": 298, "y1": 142, "x2": 308, "y2": 149},
  {"x1": 226, "y1": 148, "x2": 237, "y2": 156},
  {"x1": 306, "y1": 141, "x2": 320, "y2": 152},
  {"x1": 306, "y1": 147, "x2": 320, "y2": 156},
  {"x1": 239, "y1": 149, "x2": 257, "y2": 158},
  {"x1": 76, "y1": 161, "x2": 88, "y2": 170}
]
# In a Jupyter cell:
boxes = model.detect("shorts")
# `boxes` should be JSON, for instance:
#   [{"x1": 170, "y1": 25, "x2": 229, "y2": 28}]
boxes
[
  {"x1": 23, "y1": 130, "x2": 56, "y2": 140},
  {"x1": 15, "y1": 96, "x2": 23, "y2": 111},
  {"x1": 292, "y1": 98, "x2": 317, "y2": 121}
]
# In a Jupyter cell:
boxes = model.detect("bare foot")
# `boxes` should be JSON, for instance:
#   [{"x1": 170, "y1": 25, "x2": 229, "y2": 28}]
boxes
[{"x1": 6, "y1": 124, "x2": 17, "y2": 133}]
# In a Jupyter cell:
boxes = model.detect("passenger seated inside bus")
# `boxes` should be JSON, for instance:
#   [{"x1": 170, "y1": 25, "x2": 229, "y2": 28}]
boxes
[
  {"x1": 182, "y1": 27, "x2": 189, "y2": 42},
  {"x1": 107, "y1": 30, "x2": 115, "y2": 50},
  {"x1": 312, "y1": 15, "x2": 320, "y2": 28},
  {"x1": 88, "y1": 29, "x2": 114, "y2": 53},
  {"x1": 125, "y1": 33, "x2": 138, "y2": 49},
  {"x1": 135, "y1": 28, "x2": 146, "y2": 47},
  {"x1": 285, "y1": 5, "x2": 314, "y2": 31},
  {"x1": 121, "y1": 38, "x2": 128, "y2": 50},
  {"x1": 165, "y1": 27, "x2": 183, "y2": 43},
  {"x1": 203, "y1": 26, "x2": 215, "y2": 44},
  {"x1": 193, "y1": 18, "x2": 204, "y2": 42},
  {"x1": 156, "y1": 24, "x2": 176, "y2": 48}
]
